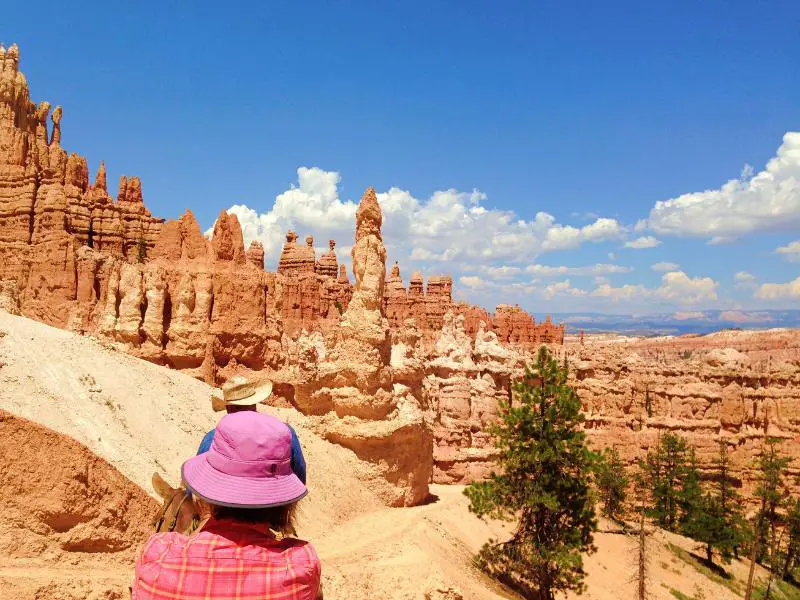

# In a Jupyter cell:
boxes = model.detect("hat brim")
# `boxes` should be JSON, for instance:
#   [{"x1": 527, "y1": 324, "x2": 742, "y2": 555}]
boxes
[
  {"x1": 211, "y1": 381, "x2": 273, "y2": 411},
  {"x1": 182, "y1": 452, "x2": 307, "y2": 509}
]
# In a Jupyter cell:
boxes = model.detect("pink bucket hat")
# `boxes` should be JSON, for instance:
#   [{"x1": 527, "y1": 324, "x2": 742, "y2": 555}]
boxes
[{"x1": 182, "y1": 412, "x2": 307, "y2": 508}]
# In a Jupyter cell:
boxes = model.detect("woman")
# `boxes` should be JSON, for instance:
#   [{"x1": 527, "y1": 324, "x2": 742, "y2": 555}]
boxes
[
  {"x1": 198, "y1": 376, "x2": 307, "y2": 484},
  {"x1": 132, "y1": 411, "x2": 321, "y2": 599}
]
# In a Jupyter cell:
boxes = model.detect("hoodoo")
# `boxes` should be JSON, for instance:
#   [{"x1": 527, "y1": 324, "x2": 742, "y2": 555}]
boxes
[{"x1": 292, "y1": 187, "x2": 433, "y2": 506}]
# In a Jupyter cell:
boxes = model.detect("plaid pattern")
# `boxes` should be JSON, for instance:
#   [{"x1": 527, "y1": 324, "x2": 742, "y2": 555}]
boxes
[{"x1": 132, "y1": 519, "x2": 321, "y2": 600}]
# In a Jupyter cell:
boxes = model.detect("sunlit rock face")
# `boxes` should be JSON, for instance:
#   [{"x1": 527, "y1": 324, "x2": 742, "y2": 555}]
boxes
[
  {"x1": 566, "y1": 331, "x2": 800, "y2": 502},
  {"x1": 0, "y1": 45, "x2": 581, "y2": 505}
]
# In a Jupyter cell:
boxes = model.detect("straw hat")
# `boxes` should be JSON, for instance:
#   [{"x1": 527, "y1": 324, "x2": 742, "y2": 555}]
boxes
[{"x1": 211, "y1": 376, "x2": 273, "y2": 412}]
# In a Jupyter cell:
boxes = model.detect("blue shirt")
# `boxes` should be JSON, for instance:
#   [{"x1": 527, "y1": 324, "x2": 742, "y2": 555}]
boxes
[{"x1": 196, "y1": 424, "x2": 307, "y2": 485}]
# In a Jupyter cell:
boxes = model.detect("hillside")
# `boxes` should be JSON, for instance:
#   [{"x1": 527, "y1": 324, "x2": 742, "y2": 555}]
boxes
[{"x1": 1, "y1": 311, "x2": 792, "y2": 599}]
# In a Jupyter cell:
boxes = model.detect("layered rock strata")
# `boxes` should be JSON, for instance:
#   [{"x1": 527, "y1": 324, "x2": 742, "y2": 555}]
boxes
[
  {"x1": 423, "y1": 327, "x2": 800, "y2": 492},
  {"x1": 0, "y1": 46, "x2": 562, "y2": 358},
  {"x1": 383, "y1": 266, "x2": 564, "y2": 346},
  {"x1": 568, "y1": 331, "x2": 800, "y2": 500},
  {"x1": 289, "y1": 188, "x2": 433, "y2": 506},
  {"x1": 424, "y1": 313, "x2": 521, "y2": 483},
  {"x1": 0, "y1": 44, "x2": 163, "y2": 328}
]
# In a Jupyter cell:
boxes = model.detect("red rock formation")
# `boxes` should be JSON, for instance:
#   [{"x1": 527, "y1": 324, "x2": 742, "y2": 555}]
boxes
[
  {"x1": 568, "y1": 331, "x2": 800, "y2": 503},
  {"x1": 452, "y1": 303, "x2": 493, "y2": 339},
  {"x1": 150, "y1": 209, "x2": 207, "y2": 262},
  {"x1": 493, "y1": 304, "x2": 565, "y2": 346},
  {"x1": 291, "y1": 187, "x2": 433, "y2": 506},
  {"x1": 382, "y1": 269, "x2": 563, "y2": 346},
  {"x1": 316, "y1": 239, "x2": 338, "y2": 277},
  {"x1": 278, "y1": 230, "x2": 316, "y2": 275},
  {"x1": 246, "y1": 240, "x2": 264, "y2": 269},
  {"x1": 384, "y1": 261, "x2": 408, "y2": 329},
  {"x1": 424, "y1": 312, "x2": 520, "y2": 483},
  {"x1": 0, "y1": 409, "x2": 158, "y2": 599},
  {"x1": 211, "y1": 210, "x2": 246, "y2": 263},
  {"x1": 0, "y1": 45, "x2": 163, "y2": 329}
]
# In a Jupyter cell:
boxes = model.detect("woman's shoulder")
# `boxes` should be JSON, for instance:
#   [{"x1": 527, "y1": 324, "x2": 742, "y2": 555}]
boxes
[
  {"x1": 281, "y1": 537, "x2": 321, "y2": 566},
  {"x1": 136, "y1": 531, "x2": 188, "y2": 562}
]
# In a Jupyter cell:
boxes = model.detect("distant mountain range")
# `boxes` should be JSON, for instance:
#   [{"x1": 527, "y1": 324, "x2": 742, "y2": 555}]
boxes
[{"x1": 533, "y1": 309, "x2": 800, "y2": 336}]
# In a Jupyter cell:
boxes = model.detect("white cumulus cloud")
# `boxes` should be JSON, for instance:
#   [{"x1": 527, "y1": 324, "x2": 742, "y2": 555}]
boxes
[
  {"x1": 591, "y1": 283, "x2": 649, "y2": 301},
  {"x1": 645, "y1": 132, "x2": 800, "y2": 241},
  {"x1": 542, "y1": 218, "x2": 624, "y2": 251},
  {"x1": 543, "y1": 280, "x2": 587, "y2": 299},
  {"x1": 459, "y1": 275, "x2": 487, "y2": 290},
  {"x1": 755, "y1": 277, "x2": 800, "y2": 300},
  {"x1": 624, "y1": 236, "x2": 662, "y2": 249},
  {"x1": 219, "y1": 167, "x2": 625, "y2": 272},
  {"x1": 589, "y1": 271, "x2": 717, "y2": 305},
  {"x1": 775, "y1": 240, "x2": 800, "y2": 262},
  {"x1": 523, "y1": 263, "x2": 631, "y2": 277},
  {"x1": 657, "y1": 271, "x2": 718, "y2": 305}
]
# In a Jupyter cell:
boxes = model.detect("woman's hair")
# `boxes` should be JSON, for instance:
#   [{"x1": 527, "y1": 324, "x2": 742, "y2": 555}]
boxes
[{"x1": 212, "y1": 502, "x2": 298, "y2": 536}]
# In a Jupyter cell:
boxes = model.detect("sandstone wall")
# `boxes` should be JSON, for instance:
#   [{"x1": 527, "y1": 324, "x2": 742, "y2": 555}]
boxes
[
  {"x1": 569, "y1": 331, "x2": 800, "y2": 501},
  {"x1": 0, "y1": 45, "x2": 562, "y2": 379}
]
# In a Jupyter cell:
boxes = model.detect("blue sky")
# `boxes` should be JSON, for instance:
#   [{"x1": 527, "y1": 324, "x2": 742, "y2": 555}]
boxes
[{"x1": 5, "y1": 1, "x2": 799, "y2": 315}]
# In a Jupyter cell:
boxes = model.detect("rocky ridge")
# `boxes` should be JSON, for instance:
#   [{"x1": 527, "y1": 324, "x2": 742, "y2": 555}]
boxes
[
  {"x1": 567, "y1": 331, "x2": 800, "y2": 500},
  {"x1": 2, "y1": 45, "x2": 798, "y2": 500},
  {"x1": 0, "y1": 45, "x2": 562, "y2": 370}
]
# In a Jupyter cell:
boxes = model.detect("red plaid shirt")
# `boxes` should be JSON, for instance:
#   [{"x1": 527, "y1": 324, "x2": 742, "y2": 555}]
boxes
[{"x1": 132, "y1": 519, "x2": 321, "y2": 600}]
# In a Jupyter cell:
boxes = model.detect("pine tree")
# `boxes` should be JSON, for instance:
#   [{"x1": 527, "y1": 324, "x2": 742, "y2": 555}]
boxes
[
  {"x1": 137, "y1": 234, "x2": 147, "y2": 263},
  {"x1": 465, "y1": 346, "x2": 598, "y2": 600},
  {"x1": 678, "y1": 448, "x2": 703, "y2": 531},
  {"x1": 630, "y1": 471, "x2": 650, "y2": 600},
  {"x1": 682, "y1": 493, "x2": 728, "y2": 565},
  {"x1": 757, "y1": 439, "x2": 791, "y2": 563},
  {"x1": 745, "y1": 438, "x2": 792, "y2": 600},
  {"x1": 595, "y1": 446, "x2": 629, "y2": 522},
  {"x1": 714, "y1": 441, "x2": 747, "y2": 560},
  {"x1": 782, "y1": 498, "x2": 800, "y2": 581},
  {"x1": 676, "y1": 442, "x2": 747, "y2": 567},
  {"x1": 642, "y1": 432, "x2": 689, "y2": 531}
]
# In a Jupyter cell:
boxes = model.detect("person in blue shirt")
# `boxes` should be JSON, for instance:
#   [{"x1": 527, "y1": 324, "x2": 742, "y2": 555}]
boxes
[{"x1": 197, "y1": 376, "x2": 306, "y2": 484}]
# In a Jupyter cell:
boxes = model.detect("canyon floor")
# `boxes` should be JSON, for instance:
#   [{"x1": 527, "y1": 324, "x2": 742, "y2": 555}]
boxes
[{"x1": 0, "y1": 311, "x2": 787, "y2": 599}]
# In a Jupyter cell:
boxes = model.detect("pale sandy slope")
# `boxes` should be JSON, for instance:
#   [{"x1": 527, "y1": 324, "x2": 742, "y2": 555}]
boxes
[
  {"x1": 0, "y1": 312, "x2": 777, "y2": 599},
  {"x1": 0, "y1": 312, "x2": 506, "y2": 598}
]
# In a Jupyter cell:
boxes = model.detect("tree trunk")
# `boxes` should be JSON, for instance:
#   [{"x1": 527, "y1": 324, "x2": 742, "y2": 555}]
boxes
[
  {"x1": 745, "y1": 536, "x2": 759, "y2": 600},
  {"x1": 745, "y1": 510, "x2": 766, "y2": 600},
  {"x1": 706, "y1": 544, "x2": 713, "y2": 565},
  {"x1": 783, "y1": 546, "x2": 796, "y2": 580},
  {"x1": 637, "y1": 508, "x2": 647, "y2": 600}
]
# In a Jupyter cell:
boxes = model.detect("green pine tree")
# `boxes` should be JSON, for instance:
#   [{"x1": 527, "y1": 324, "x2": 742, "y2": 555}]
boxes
[
  {"x1": 714, "y1": 441, "x2": 747, "y2": 560},
  {"x1": 782, "y1": 498, "x2": 800, "y2": 581},
  {"x1": 683, "y1": 490, "x2": 744, "y2": 566},
  {"x1": 464, "y1": 346, "x2": 598, "y2": 600},
  {"x1": 745, "y1": 438, "x2": 792, "y2": 600},
  {"x1": 678, "y1": 447, "x2": 703, "y2": 531},
  {"x1": 756, "y1": 439, "x2": 791, "y2": 564},
  {"x1": 677, "y1": 446, "x2": 738, "y2": 566},
  {"x1": 137, "y1": 234, "x2": 147, "y2": 263},
  {"x1": 642, "y1": 432, "x2": 690, "y2": 531},
  {"x1": 595, "y1": 446, "x2": 628, "y2": 521}
]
